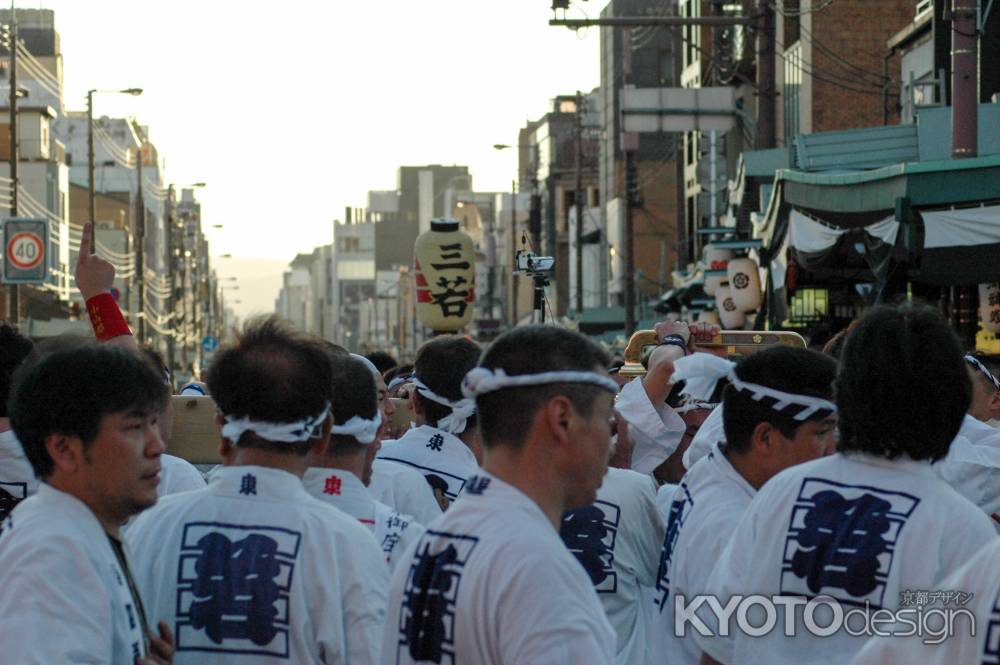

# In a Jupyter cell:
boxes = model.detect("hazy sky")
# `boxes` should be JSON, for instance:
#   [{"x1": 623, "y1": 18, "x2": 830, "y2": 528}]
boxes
[{"x1": 42, "y1": 0, "x2": 602, "y2": 265}]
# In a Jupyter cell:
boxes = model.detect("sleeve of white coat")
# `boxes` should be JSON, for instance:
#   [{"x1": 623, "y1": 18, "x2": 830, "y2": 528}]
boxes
[
  {"x1": 691, "y1": 503, "x2": 757, "y2": 665},
  {"x1": 160, "y1": 456, "x2": 207, "y2": 495},
  {"x1": 324, "y1": 523, "x2": 390, "y2": 665},
  {"x1": 630, "y1": 474, "x2": 667, "y2": 587},
  {"x1": 615, "y1": 377, "x2": 685, "y2": 475},
  {"x1": 498, "y1": 551, "x2": 617, "y2": 665},
  {"x1": 0, "y1": 534, "x2": 113, "y2": 664},
  {"x1": 397, "y1": 470, "x2": 444, "y2": 525}
]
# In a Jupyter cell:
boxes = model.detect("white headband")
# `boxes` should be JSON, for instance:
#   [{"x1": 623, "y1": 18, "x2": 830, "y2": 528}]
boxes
[
  {"x1": 221, "y1": 403, "x2": 331, "y2": 444},
  {"x1": 671, "y1": 354, "x2": 836, "y2": 422},
  {"x1": 462, "y1": 367, "x2": 620, "y2": 398},
  {"x1": 411, "y1": 377, "x2": 477, "y2": 435},
  {"x1": 387, "y1": 375, "x2": 412, "y2": 392},
  {"x1": 966, "y1": 354, "x2": 1000, "y2": 392},
  {"x1": 329, "y1": 410, "x2": 383, "y2": 445}
]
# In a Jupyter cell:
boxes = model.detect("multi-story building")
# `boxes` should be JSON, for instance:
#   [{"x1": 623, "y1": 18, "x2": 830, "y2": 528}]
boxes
[{"x1": 598, "y1": 0, "x2": 682, "y2": 305}]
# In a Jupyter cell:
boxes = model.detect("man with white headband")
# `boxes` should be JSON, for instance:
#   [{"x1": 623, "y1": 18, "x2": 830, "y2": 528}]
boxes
[
  {"x1": 127, "y1": 316, "x2": 388, "y2": 664},
  {"x1": 651, "y1": 345, "x2": 837, "y2": 665},
  {"x1": 303, "y1": 354, "x2": 424, "y2": 570},
  {"x1": 696, "y1": 303, "x2": 997, "y2": 665},
  {"x1": 376, "y1": 336, "x2": 482, "y2": 510},
  {"x1": 382, "y1": 325, "x2": 618, "y2": 665}
]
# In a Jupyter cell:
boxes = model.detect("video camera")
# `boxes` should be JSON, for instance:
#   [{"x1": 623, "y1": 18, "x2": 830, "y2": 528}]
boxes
[{"x1": 515, "y1": 250, "x2": 555, "y2": 276}]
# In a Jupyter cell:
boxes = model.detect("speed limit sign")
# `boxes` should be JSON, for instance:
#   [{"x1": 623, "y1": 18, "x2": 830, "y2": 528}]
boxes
[{"x1": 3, "y1": 218, "x2": 48, "y2": 284}]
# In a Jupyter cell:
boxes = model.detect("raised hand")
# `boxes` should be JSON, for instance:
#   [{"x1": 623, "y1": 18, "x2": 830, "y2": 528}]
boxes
[{"x1": 74, "y1": 221, "x2": 116, "y2": 301}]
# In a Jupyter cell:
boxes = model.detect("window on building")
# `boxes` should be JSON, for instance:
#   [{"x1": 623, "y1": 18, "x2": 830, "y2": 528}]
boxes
[
  {"x1": 783, "y1": 41, "x2": 802, "y2": 143},
  {"x1": 658, "y1": 49, "x2": 674, "y2": 85}
]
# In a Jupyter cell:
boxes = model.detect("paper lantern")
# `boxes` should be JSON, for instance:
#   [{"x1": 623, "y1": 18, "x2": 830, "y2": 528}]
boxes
[
  {"x1": 715, "y1": 285, "x2": 746, "y2": 329},
  {"x1": 727, "y1": 257, "x2": 763, "y2": 313},
  {"x1": 980, "y1": 283, "x2": 1000, "y2": 334},
  {"x1": 705, "y1": 272, "x2": 726, "y2": 297},
  {"x1": 697, "y1": 310, "x2": 720, "y2": 326},
  {"x1": 415, "y1": 219, "x2": 476, "y2": 332},
  {"x1": 704, "y1": 244, "x2": 734, "y2": 270}
]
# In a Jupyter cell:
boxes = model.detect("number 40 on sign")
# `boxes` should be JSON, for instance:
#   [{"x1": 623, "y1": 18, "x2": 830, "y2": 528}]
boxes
[{"x1": 3, "y1": 218, "x2": 49, "y2": 285}]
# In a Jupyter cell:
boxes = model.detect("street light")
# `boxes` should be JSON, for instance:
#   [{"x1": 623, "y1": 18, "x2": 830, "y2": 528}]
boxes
[{"x1": 87, "y1": 87, "x2": 142, "y2": 244}]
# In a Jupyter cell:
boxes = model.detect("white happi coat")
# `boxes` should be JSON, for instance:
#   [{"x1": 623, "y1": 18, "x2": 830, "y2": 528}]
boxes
[
  {"x1": 682, "y1": 404, "x2": 725, "y2": 470},
  {"x1": 652, "y1": 442, "x2": 755, "y2": 665},
  {"x1": 696, "y1": 452, "x2": 997, "y2": 665},
  {"x1": 303, "y1": 468, "x2": 425, "y2": 571},
  {"x1": 127, "y1": 465, "x2": 388, "y2": 665},
  {"x1": 849, "y1": 537, "x2": 1000, "y2": 665},
  {"x1": 614, "y1": 378, "x2": 685, "y2": 474},
  {"x1": 559, "y1": 467, "x2": 664, "y2": 665},
  {"x1": 369, "y1": 458, "x2": 443, "y2": 525},
  {"x1": 0, "y1": 429, "x2": 37, "y2": 521},
  {"x1": 376, "y1": 425, "x2": 479, "y2": 502},
  {"x1": 959, "y1": 413, "x2": 1000, "y2": 448},
  {"x1": 0, "y1": 483, "x2": 149, "y2": 664},
  {"x1": 382, "y1": 473, "x2": 617, "y2": 665},
  {"x1": 159, "y1": 453, "x2": 207, "y2": 496},
  {"x1": 655, "y1": 482, "x2": 678, "y2": 524}
]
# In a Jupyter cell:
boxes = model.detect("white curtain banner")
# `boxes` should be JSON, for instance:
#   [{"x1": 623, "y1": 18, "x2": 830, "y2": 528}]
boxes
[{"x1": 922, "y1": 205, "x2": 1000, "y2": 249}]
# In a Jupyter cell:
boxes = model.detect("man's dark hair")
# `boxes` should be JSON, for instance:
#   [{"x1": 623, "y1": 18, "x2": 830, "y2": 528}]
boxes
[
  {"x1": 207, "y1": 316, "x2": 333, "y2": 455},
  {"x1": 476, "y1": 325, "x2": 611, "y2": 449},
  {"x1": 327, "y1": 354, "x2": 378, "y2": 455},
  {"x1": 365, "y1": 351, "x2": 397, "y2": 375},
  {"x1": 384, "y1": 363, "x2": 414, "y2": 385},
  {"x1": 413, "y1": 336, "x2": 481, "y2": 431},
  {"x1": 10, "y1": 343, "x2": 168, "y2": 478},
  {"x1": 139, "y1": 344, "x2": 171, "y2": 387},
  {"x1": 1, "y1": 323, "x2": 34, "y2": 418},
  {"x1": 837, "y1": 303, "x2": 969, "y2": 462},
  {"x1": 722, "y1": 345, "x2": 837, "y2": 453}
]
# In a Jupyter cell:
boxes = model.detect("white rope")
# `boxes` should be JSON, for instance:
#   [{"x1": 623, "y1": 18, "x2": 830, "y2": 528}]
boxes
[
  {"x1": 222, "y1": 403, "x2": 331, "y2": 444},
  {"x1": 330, "y1": 411, "x2": 382, "y2": 445},
  {"x1": 411, "y1": 377, "x2": 476, "y2": 435},
  {"x1": 462, "y1": 367, "x2": 620, "y2": 398}
]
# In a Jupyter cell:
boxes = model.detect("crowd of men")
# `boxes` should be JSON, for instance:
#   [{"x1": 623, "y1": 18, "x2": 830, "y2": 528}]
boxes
[{"x1": 1, "y1": 221, "x2": 1000, "y2": 664}]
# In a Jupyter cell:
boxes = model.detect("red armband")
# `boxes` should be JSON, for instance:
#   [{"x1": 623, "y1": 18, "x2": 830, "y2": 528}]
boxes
[{"x1": 85, "y1": 293, "x2": 132, "y2": 341}]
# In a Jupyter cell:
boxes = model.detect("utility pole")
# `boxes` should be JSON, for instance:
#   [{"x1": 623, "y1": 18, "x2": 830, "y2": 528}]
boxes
[
  {"x1": 756, "y1": 0, "x2": 776, "y2": 149},
  {"x1": 508, "y1": 179, "x2": 517, "y2": 328},
  {"x1": 134, "y1": 139, "x2": 145, "y2": 342},
  {"x1": 574, "y1": 90, "x2": 585, "y2": 316},
  {"x1": 622, "y1": 27, "x2": 637, "y2": 336},
  {"x1": 164, "y1": 184, "x2": 175, "y2": 373},
  {"x1": 6, "y1": 11, "x2": 19, "y2": 323},
  {"x1": 951, "y1": 0, "x2": 978, "y2": 158}
]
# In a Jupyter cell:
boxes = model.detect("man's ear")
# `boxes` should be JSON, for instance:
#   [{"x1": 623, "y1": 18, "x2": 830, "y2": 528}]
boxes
[
  {"x1": 308, "y1": 414, "x2": 333, "y2": 460},
  {"x1": 989, "y1": 391, "x2": 1000, "y2": 416},
  {"x1": 750, "y1": 421, "x2": 777, "y2": 456},
  {"x1": 542, "y1": 395, "x2": 575, "y2": 447},
  {"x1": 410, "y1": 390, "x2": 424, "y2": 420},
  {"x1": 45, "y1": 433, "x2": 84, "y2": 475}
]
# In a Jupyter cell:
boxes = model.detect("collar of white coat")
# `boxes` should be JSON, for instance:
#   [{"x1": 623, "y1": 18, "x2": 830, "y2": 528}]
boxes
[
  {"x1": 33, "y1": 483, "x2": 110, "y2": 539},
  {"x1": 457, "y1": 471, "x2": 554, "y2": 528},
  {"x1": 209, "y1": 465, "x2": 308, "y2": 499},
  {"x1": 839, "y1": 450, "x2": 937, "y2": 477},
  {"x1": 301, "y1": 468, "x2": 372, "y2": 517},
  {"x1": 392, "y1": 424, "x2": 477, "y2": 463},
  {"x1": 705, "y1": 441, "x2": 756, "y2": 500}
]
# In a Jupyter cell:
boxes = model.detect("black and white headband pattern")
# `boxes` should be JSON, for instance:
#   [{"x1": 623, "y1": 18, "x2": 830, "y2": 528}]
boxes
[
  {"x1": 672, "y1": 354, "x2": 836, "y2": 422},
  {"x1": 462, "y1": 367, "x2": 620, "y2": 398},
  {"x1": 222, "y1": 402, "x2": 331, "y2": 444},
  {"x1": 411, "y1": 376, "x2": 477, "y2": 435},
  {"x1": 966, "y1": 354, "x2": 1000, "y2": 392}
]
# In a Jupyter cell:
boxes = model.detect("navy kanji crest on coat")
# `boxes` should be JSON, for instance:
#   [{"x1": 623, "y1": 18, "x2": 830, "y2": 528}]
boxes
[
  {"x1": 780, "y1": 478, "x2": 919, "y2": 608},
  {"x1": 397, "y1": 531, "x2": 479, "y2": 665},
  {"x1": 560, "y1": 500, "x2": 621, "y2": 594},
  {"x1": 654, "y1": 483, "x2": 694, "y2": 612},
  {"x1": 175, "y1": 523, "x2": 301, "y2": 657}
]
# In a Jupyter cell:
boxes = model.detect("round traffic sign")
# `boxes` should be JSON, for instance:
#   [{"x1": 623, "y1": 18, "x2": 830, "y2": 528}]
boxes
[{"x1": 6, "y1": 231, "x2": 44, "y2": 270}]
